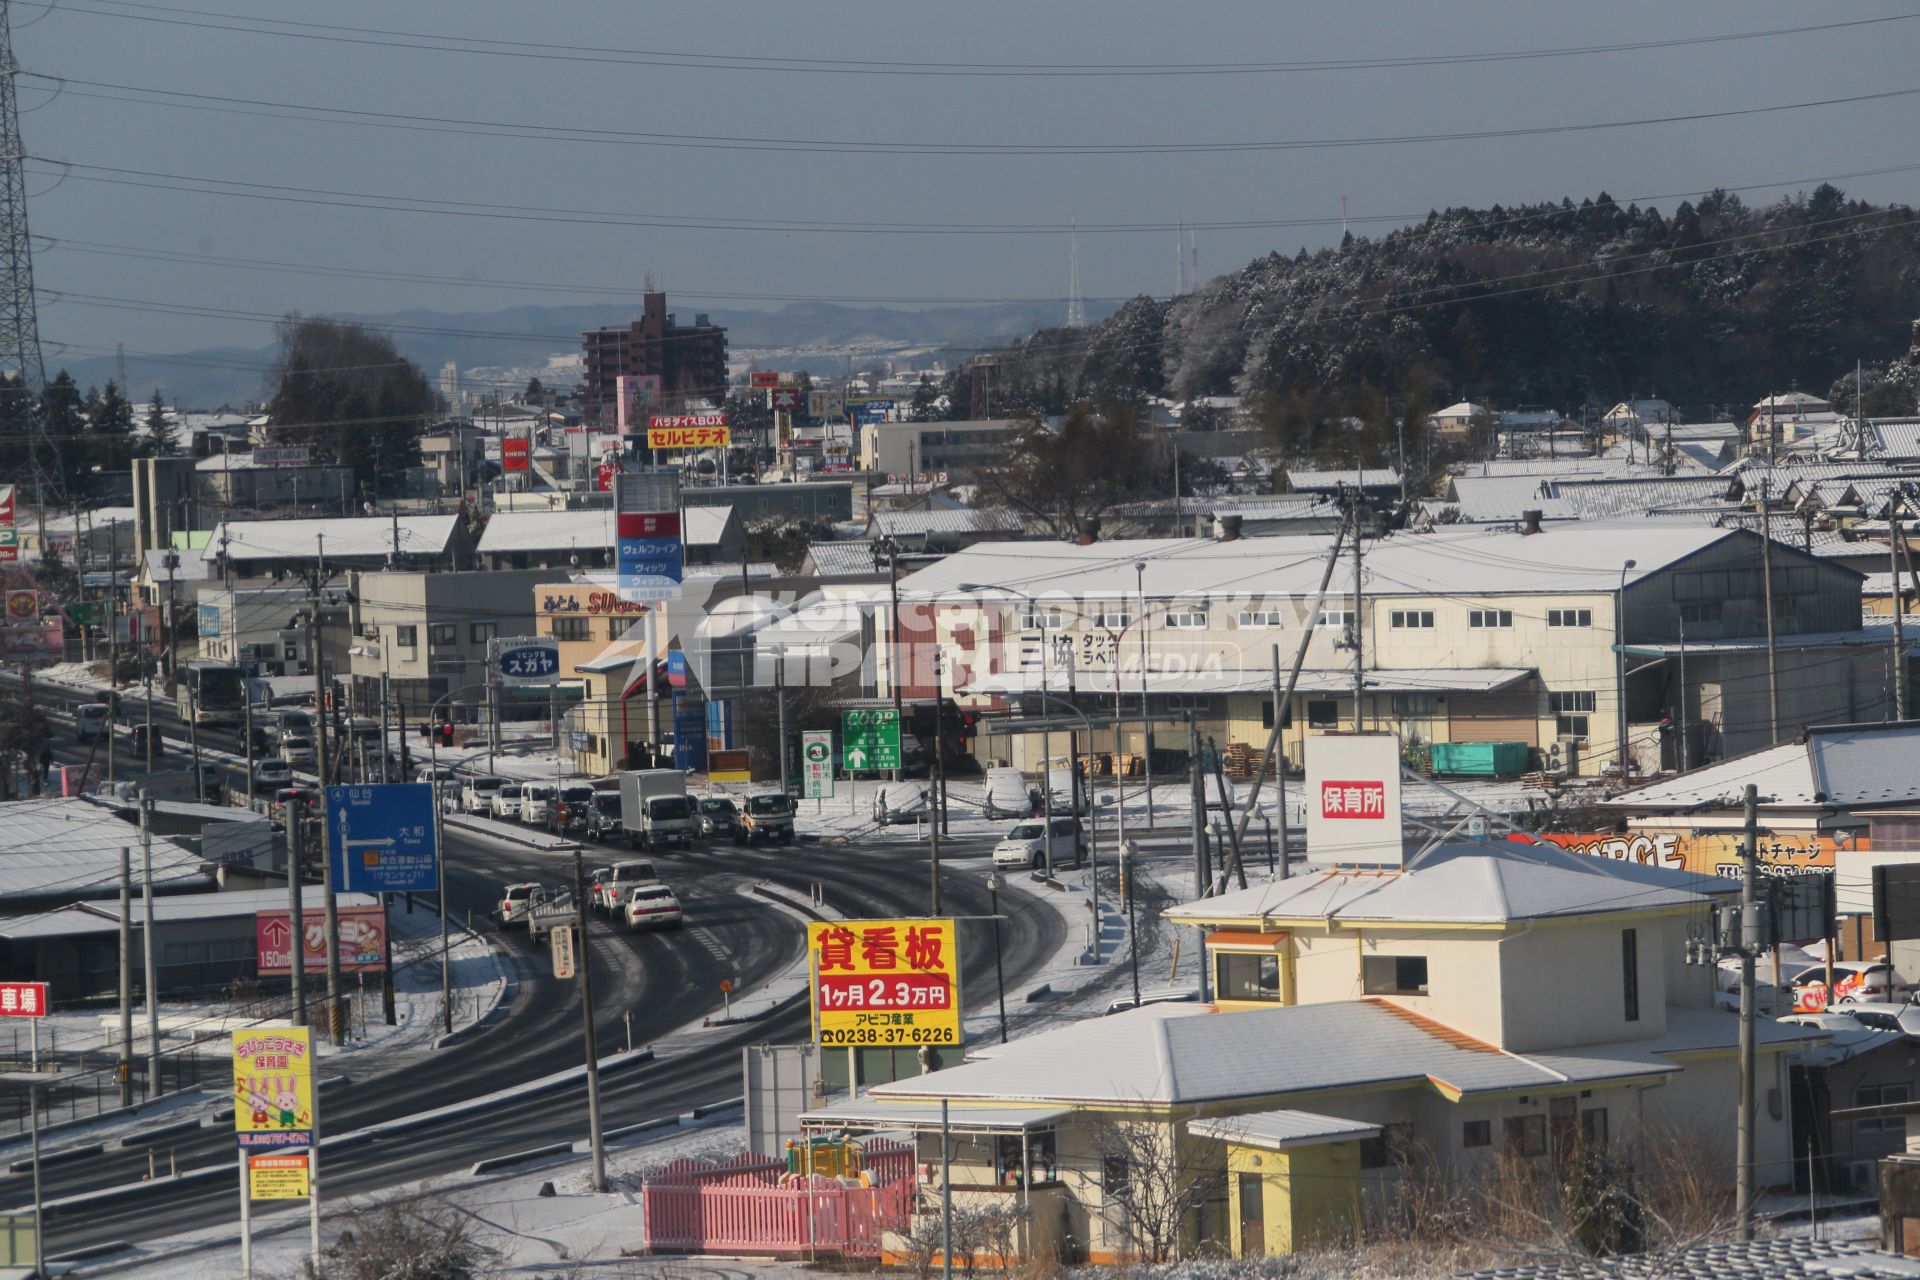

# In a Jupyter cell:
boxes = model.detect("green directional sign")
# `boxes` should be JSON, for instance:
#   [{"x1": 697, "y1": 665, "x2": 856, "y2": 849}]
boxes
[{"x1": 840, "y1": 708, "x2": 901, "y2": 773}]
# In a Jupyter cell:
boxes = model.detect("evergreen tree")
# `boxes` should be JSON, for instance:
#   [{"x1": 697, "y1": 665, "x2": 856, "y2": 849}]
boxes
[
  {"x1": 525, "y1": 376, "x2": 546, "y2": 404},
  {"x1": 143, "y1": 393, "x2": 178, "y2": 457},
  {"x1": 266, "y1": 316, "x2": 431, "y2": 496},
  {"x1": 90, "y1": 379, "x2": 135, "y2": 473},
  {"x1": 40, "y1": 372, "x2": 85, "y2": 497}
]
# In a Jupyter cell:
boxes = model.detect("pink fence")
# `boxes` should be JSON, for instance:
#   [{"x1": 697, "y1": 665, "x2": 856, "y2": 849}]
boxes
[{"x1": 641, "y1": 1141, "x2": 917, "y2": 1257}]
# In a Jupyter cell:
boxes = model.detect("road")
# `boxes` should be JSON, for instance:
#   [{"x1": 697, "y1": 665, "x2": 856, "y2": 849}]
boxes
[{"x1": 4, "y1": 673, "x2": 1071, "y2": 1256}]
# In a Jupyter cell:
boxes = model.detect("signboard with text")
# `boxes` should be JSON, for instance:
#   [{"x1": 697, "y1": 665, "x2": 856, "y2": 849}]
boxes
[
  {"x1": 231, "y1": 1026, "x2": 313, "y2": 1149},
  {"x1": 0, "y1": 982, "x2": 47, "y2": 1017},
  {"x1": 326, "y1": 783, "x2": 438, "y2": 893},
  {"x1": 248, "y1": 1151, "x2": 311, "y2": 1200},
  {"x1": 840, "y1": 708, "x2": 900, "y2": 773},
  {"x1": 501, "y1": 434, "x2": 531, "y2": 473},
  {"x1": 490, "y1": 635, "x2": 561, "y2": 686},
  {"x1": 615, "y1": 473, "x2": 683, "y2": 602},
  {"x1": 256, "y1": 906, "x2": 388, "y2": 975},
  {"x1": 1303, "y1": 733, "x2": 1404, "y2": 867},
  {"x1": 808, "y1": 918, "x2": 960, "y2": 1046},
  {"x1": 647, "y1": 423, "x2": 730, "y2": 450},
  {"x1": 616, "y1": 374, "x2": 661, "y2": 434},
  {"x1": 253, "y1": 446, "x2": 311, "y2": 467},
  {"x1": 802, "y1": 731, "x2": 833, "y2": 799}
]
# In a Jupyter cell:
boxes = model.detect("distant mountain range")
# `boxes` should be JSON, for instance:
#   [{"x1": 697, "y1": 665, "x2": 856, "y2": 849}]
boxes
[{"x1": 56, "y1": 298, "x2": 1112, "y2": 410}]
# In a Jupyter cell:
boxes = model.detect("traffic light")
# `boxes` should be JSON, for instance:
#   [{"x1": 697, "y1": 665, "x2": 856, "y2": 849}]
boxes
[{"x1": 958, "y1": 711, "x2": 979, "y2": 739}]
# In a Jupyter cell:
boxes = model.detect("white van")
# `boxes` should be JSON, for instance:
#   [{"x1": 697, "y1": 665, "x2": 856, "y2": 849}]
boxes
[
  {"x1": 462, "y1": 776, "x2": 505, "y2": 814},
  {"x1": 519, "y1": 782, "x2": 556, "y2": 825},
  {"x1": 993, "y1": 815, "x2": 1081, "y2": 870},
  {"x1": 75, "y1": 702, "x2": 111, "y2": 741},
  {"x1": 981, "y1": 767, "x2": 1032, "y2": 820}
]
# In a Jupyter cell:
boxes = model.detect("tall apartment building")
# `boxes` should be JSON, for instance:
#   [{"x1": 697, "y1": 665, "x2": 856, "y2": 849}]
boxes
[{"x1": 582, "y1": 291, "x2": 729, "y2": 425}]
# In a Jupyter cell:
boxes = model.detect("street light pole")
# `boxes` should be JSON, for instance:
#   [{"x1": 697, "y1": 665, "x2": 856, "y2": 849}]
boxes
[
  {"x1": 1135, "y1": 561, "x2": 1153, "y2": 826},
  {"x1": 428, "y1": 681, "x2": 488, "y2": 1035},
  {"x1": 573, "y1": 847, "x2": 608, "y2": 1193},
  {"x1": 1616, "y1": 559, "x2": 1637, "y2": 779},
  {"x1": 986, "y1": 869, "x2": 1008, "y2": 1044}
]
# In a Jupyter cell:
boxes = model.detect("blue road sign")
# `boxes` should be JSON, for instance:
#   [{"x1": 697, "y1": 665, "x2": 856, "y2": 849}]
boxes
[
  {"x1": 494, "y1": 645, "x2": 560, "y2": 680},
  {"x1": 326, "y1": 783, "x2": 439, "y2": 893}
]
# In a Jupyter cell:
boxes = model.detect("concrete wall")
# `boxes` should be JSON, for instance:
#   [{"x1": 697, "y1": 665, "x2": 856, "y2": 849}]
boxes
[{"x1": 1497, "y1": 917, "x2": 1671, "y2": 1052}]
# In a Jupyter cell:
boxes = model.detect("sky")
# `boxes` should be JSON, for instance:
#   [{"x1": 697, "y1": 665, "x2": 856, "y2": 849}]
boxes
[{"x1": 13, "y1": 0, "x2": 1920, "y2": 376}]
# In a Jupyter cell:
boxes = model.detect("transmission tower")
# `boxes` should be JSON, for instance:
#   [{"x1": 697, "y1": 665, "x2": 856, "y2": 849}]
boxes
[
  {"x1": 1065, "y1": 221, "x2": 1085, "y2": 329},
  {"x1": 0, "y1": 0, "x2": 56, "y2": 508}
]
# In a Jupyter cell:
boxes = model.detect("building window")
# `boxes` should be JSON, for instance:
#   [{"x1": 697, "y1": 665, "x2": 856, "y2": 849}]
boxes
[
  {"x1": 1216, "y1": 951, "x2": 1282, "y2": 1002},
  {"x1": 1389, "y1": 610, "x2": 1435, "y2": 629},
  {"x1": 1392, "y1": 694, "x2": 1439, "y2": 718},
  {"x1": 1857, "y1": 1083, "x2": 1912, "y2": 1136},
  {"x1": 1306, "y1": 699, "x2": 1339, "y2": 729},
  {"x1": 1362, "y1": 954, "x2": 1429, "y2": 996},
  {"x1": 1166, "y1": 694, "x2": 1214, "y2": 713},
  {"x1": 1237, "y1": 609, "x2": 1284, "y2": 627},
  {"x1": 1097, "y1": 609, "x2": 1132, "y2": 630},
  {"x1": 1547, "y1": 608, "x2": 1593, "y2": 628},
  {"x1": 1360, "y1": 1121, "x2": 1412, "y2": 1170},
  {"x1": 1462, "y1": 1120, "x2": 1492, "y2": 1149},
  {"x1": 553, "y1": 617, "x2": 592, "y2": 642},
  {"x1": 429, "y1": 623, "x2": 456, "y2": 647},
  {"x1": 1261, "y1": 700, "x2": 1293, "y2": 730},
  {"x1": 1504, "y1": 1115, "x2": 1548, "y2": 1159},
  {"x1": 1622, "y1": 928, "x2": 1640, "y2": 1022},
  {"x1": 1550, "y1": 690, "x2": 1596, "y2": 740},
  {"x1": 1678, "y1": 601, "x2": 1721, "y2": 625},
  {"x1": 1020, "y1": 609, "x2": 1065, "y2": 631},
  {"x1": 393, "y1": 625, "x2": 417, "y2": 649},
  {"x1": 1468, "y1": 609, "x2": 1513, "y2": 629},
  {"x1": 1580, "y1": 1108, "x2": 1608, "y2": 1148},
  {"x1": 1164, "y1": 607, "x2": 1209, "y2": 630},
  {"x1": 471, "y1": 621, "x2": 498, "y2": 644},
  {"x1": 1102, "y1": 1155, "x2": 1130, "y2": 1197},
  {"x1": 1316, "y1": 609, "x2": 1353, "y2": 629}
]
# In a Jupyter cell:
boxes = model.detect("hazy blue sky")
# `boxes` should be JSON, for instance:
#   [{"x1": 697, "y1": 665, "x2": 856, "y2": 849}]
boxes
[{"x1": 16, "y1": 0, "x2": 1920, "y2": 370}]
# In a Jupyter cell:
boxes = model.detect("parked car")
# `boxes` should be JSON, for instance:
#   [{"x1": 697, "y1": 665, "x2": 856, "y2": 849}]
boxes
[
  {"x1": 873, "y1": 782, "x2": 930, "y2": 826},
  {"x1": 253, "y1": 758, "x2": 294, "y2": 788},
  {"x1": 993, "y1": 816, "x2": 1081, "y2": 870},
  {"x1": 696, "y1": 796, "x2": 739, "y2": 838},
  {"x1": 981, "y1": 767, "x2": 1032, "y2": 820},
  {"x1": 74, "y1": 701, "x2": 111, "y2": 741},
  {"x1": 596, "y1": 860, "x2": 660, "y2": 913},
  {"x1": 462, "y1": 776, "x2": 506, "y2": 814},
  {"x1": 280, "y1": 734, "x2": 316, "y2": 767},
  {"x1": 493, "y1": 882, "x2": 548, "y2": 926},
  {"x1": 490, "y1": 785, "x2": 523, "y2": 822},
  {"x1": 1842, "y1": 1001, "x2": 1920, "y2": 1035},
  {"x1": 585, "y1": 790, "x2": 624, "y2": 841},
  {"x1": 1789, "y1": 961, "x2": 1912, "y2": 1012},
  {"x1": 585, "y1": 865, "x2": 612, "y2": 907},
  {"x1": 551, "y1": 784, "x2": 596, "y2": 833},
  {"x1": 623, "y1": 884, "x2": 685, "y2": 931},
  {"x1": 518, "y1": 782, "x2": 556, "y2": 826}
]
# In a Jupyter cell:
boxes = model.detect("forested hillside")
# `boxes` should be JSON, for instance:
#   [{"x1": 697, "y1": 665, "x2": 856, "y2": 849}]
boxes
[{"x1": 963, "y1": 185, "x2": 1920, "y2": 422}]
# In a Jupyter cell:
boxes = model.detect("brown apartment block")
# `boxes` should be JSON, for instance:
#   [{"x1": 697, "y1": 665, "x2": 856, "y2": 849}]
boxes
[{"x1": 582, "y1": 291, "x2": 729, "y2": 424}]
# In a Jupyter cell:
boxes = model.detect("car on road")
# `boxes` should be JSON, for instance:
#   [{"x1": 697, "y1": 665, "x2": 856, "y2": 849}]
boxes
[
  {"x1": 280, "y1": 734, "x2": 316, "y2": 767},
  {"x1": 74, "y1": 701, "x2": 111, "y2": 741},
  {"x1": 494, "y1": 882, "x2": 548, "y2": 926},
  {"x1": 1789, "y1": 961, "x2": 1912, "y2": 1012},
  {"x1": 252, "y1": 758, "x2": 294, "y2": 788},
  {"x1": 462, "y1": 776, "x2": 506, "y2": 815},
  {"x1": 490, "y1": 785, "x2": 523, "y2": 822},
  {"x1": 622, "y1": 884, "x2": 684, "y2": 931},
  {"x1": 981, "y1": 767, "x2": 1033, "y2": 820},
  {"x1": 585, "y1": 790, "x2": 623, "y2": 841},
  {"x1": 1841, "y1": 1001, "x2": 1920, "y2": 1035},
  {"x1": 127, "y1": 724, "x2": 163, "y2": 758},
  {"x1": 873, "y1": 782, "x2": 930, "y2": 825},
  {"x1": 597, "y1": 860, "x2": 660, "y2": 913},
  {"x1": 738, "y1": 792, "x2": 796, "y2": 845},
  {"x1": 993, "y1": 815, "x2": 1081, "y2": 870},
  {"x1": 586, "y1": 865, "x2": 612, "y2": 906},
  {"x1": 551, "y1": 784, "x2": 595, "y2": 833},
  {"x1": 518, "y1": 782, "x2": 556, "y2": 826},
  {"x1": 696, "y1": 796, "x2": 739, "y2": 838}
]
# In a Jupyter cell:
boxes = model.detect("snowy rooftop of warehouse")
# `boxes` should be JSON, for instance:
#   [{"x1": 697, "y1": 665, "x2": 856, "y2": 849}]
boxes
[
  {"x1": 1605, "y1": 722, "x2": 1920, "y2": 812},
  {"x1": 476, "y1": 506, "x2": 733, "y2": 553},
  {"x1": 203, "y1": 515, "x2": 460, "y2": 562},
  {"x1": 0, "y1": 798, "x2": 206, "y2": 902}
]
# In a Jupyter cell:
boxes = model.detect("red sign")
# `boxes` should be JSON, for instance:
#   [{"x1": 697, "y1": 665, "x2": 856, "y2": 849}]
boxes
[
  {"x1": 750, "y1": 371, "x2": 780, "y2": 389},
  {"x1": 617, "y1": 511, "x2": 680, "y2": 539},
  {"x1": 1320, "y1": 780, "x2": 1387, "y2": 820},
  {"x1": 648, "y1": 413, "x2": 726, "y2": 431},
  {"x1": 256, "y1": 906, "x2": 388, "y2": 975},
  {"x1": 596, "y1": 462, "x2": 617, "y2": 492},
  {"x1": 0, "y1": 981, "x2": 47, "y2": 1017},
  {"x1": 501, "y1": 436, "x2": 531, "y2": 473}
]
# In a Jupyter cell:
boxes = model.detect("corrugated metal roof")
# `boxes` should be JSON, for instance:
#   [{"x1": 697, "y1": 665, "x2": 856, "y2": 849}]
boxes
[
  {"x1": 1187, "y1": 1109, "x2": 1381, "y2": 1150},
  {"x1": 1284, "y1": 467, "x2": 1400, "y2": 491},
  {"x1": 871, "y1": 508, "x2": 1022, "y2": 538},
  {"x1": 477, "y1": 506, "x2": 733, "y2": 554},
  {"x1": 0, "y1": 888, "x2": 381, "y2": 939},
  {"x1": 805, "y1": 542, "x2": 883, "y2": 576},
  {"x1": 1607, "y1": 722, "x2": 1920, "y2": 810},
  {"x1": 206, "y1": 515, "x2": 460, "y2": 562},
  {"x1": 0, "y1": 799, "x2": 205, "y2": 901}
]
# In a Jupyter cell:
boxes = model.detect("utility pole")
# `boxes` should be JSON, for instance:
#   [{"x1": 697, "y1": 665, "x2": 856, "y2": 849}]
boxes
[
  {"x1": 1135, "y1": 561, "x2": 1153, "y2": 826},
  {"x1": 1737, "y1": 783, "x2": 1760, "y2": 1240},
  {"x1": 1272, "y1": 645, "x2": 1290, "y2": 879},
  {"x1": 883, "y1": 537, "x2": 904, "y2": 781},
  {"x1": 140, "y1": 797, "x2": 159, "y2": 1098},
  {"x1": 1349, "y1": 495, "x2": 1365, "y2": 731},
  {"x1": 1188, "y1": 714, "x2": 1209, "y2": 1003},
  {"x1": 1892, "y1": 490, "x2": 1912, "y2": 720},
  {"x1": 774, "y1": 648, "x2": 789, "y2": 799},
  {"x1": 307, "y1": 556, "x2": 343, "y2": 1043},
  {"x1": 288, "y1": 809, "x2": 308, "y2": 1027},
  {"x1": 1759, "y1": 480, "x2": 1780, "y2": 743},
  {"x1": 572, "y1": 848, "x2": 608, "y2": 1192},
  {"x1": 117, "y1": 844, "x2": 132, "y2": 1107}
]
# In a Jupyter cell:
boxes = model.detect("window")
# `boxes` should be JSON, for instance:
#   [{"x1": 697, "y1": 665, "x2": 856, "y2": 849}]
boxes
[
  {"x1": 1547, "y1": 608, "x2": 1593, "y2": 628},
  {"x1": 1392, "y1": 693, "x2": 1439, "y2": 718},
  {"x1": 1020, "y1": 609, "x2": 1065, "y2": 631},
  {"x1": 1504, "y1": 1114, "x2": 1547, "y2": 1158},
  {"x1": 1216, "y1": 951, "x2": 1282, "y2": 1002},
  {"x1": 1678, "y1": 601, "x2": 1721, "y2": 626},
  {"x1": 1164, "y1": 607, "x2": 1209, "y2": 629},
  {"x1": 1857, "y1": 1083, "x2": 1913, "y2": 1136},
  {"x1": 1237, "y1": 609, "x2": 1285, "y2": 627},
  {"x1": 552, "y1": 617, "x2": 591, "y2": 642},
  {"x1": 1102, "y1": 1155, "x2": 1130, "y2": 1197},
  {"x1": 471, "y1": 621, "x2": 498, "y2": 644},
  {"x1": 1580, "y1": 1108, "x2": 1608, "y2": 1148},
  {"x1": 428, "y1": 623, "x2": 456, "y2": 647},
  {"x1": 1551, "y1": 690, "x2": 1596, "y2": 740},
  {"x1": 1316, "y1": 608, "x2": 1353, "y2": 629},
  {"x1": 1362, "y1": 954, "x2": 1429, "y2": 996},
  {"x1": 1097, "y1": 609, "x2": 1132, "y2": 630},
  {"x1": 1622, "y1": 928, "x2": 1640, "y2": 1023},
  {"x1": 1166, "y1": 694, "x2": 1214, "y2": 713},
  {"x1": 1306, "y1": 699, "x2": 1339, "y2": 729},
  {"x1": 393, "y1": 625, "x2": 418, "y2": 648},
  {"x1": 1260, "y1": 700, "x2": 1293, "y2": 730},
  {"x1": 1462, "y1": 1120, "x2": 1492, "y2": 1149},
  {"x1": 1389, "y1": 610, "x2": 1434, "y2": 629},
  {"x1": 1360, "y1": 1121, "x2": 1412, "y2": 1170},
  {"x1": 1468, "y1": 609, "x2": 1513, "y2": 629}
]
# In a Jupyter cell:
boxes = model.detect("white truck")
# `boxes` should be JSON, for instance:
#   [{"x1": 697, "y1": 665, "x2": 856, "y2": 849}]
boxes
[{"x1": 618, "y1": 769, "x2": 699, "y2": 850}]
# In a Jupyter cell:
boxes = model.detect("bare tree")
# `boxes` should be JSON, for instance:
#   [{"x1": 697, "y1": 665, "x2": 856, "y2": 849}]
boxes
[
  {"x1": 313, "y1": 1192, "x2": 497, "y2": 1280},
  {"x1": 1087, "y1": 1115, "x2": 1221, "y2": 1264},
  {"x1": 977, "y1": 400, "x2": 1164, "y2": 540}
]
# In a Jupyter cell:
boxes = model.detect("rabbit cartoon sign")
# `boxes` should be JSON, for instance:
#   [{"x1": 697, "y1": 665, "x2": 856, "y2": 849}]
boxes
[{"x1": 231, "y1": 1027, "x2": 314, "y2": 1150}]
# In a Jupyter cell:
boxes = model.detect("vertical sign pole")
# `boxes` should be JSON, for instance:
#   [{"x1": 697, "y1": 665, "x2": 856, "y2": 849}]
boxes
[
  {"x1": 238, "y1": 1147, "x2": 252, "y2": 1280},
  {"x1": 308, "y1": 1076, "x2": 322, "y2": 1271},
  {"x1": 29, "y1": 1075, "x2": 42, "y2": 1280}
]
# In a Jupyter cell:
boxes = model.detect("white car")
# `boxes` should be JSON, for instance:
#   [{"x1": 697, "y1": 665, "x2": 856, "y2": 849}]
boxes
[
  {"x1": 623, "y1": 884, "x2": 684, "y2": 931},
  {"x1": 462, "y1": 776, "x2": 505, "y2": 814},
  {"x1": 75, "y1": 702, "x2": 111, "y2": 741},
  {"x1": 981, "y1": 767, "x2": 1033, "y2": 820},
  {"x1": 252, "y1": 758, "x2": 294, "y2": 788},
  {"x1": 494, "y1": 882, "x2": 547, "y2": 926},
  {"x1": 490, "y1": 786, "x2": 523, "y2": 821},
  {"x1": 280, "y1": 735, "x2": 316, "y2": 767},
  {"x1": 597, "y1": 860, "x2": 660, "y2": 913},
  {"x1": 519, "y1": 782, "x2": 555, "y2": 825},
  {"x1": 992, "y1": 816, "x2": 1081, "y2": 870}
]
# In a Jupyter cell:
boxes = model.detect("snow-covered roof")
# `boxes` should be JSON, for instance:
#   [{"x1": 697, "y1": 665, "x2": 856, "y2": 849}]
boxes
[
  {"x1": 1753, "y1": 391, "x2": 1830, "y2": 411},
  {"x1": 870, "y1": 508, "x2": 1022, "y2": 539},
  {"x1": 0, "y1": 799, "x2": 205, "y2": 902},
  {"x1": 1187, "y1": 1110, "x2": 1381, "y2": 1151},
  {"x1": 205, "y1": 516, "x2": 460, "y2": 563},
  {"x1": 1867, "y1": 420, "x2": 1920, "y2": 459},
  {"x1": 804, "y1": 542, "x2": 884, "y2": 576},
  {"x1": 967, "y1": 667, "x2": 1533, "y2": 698},
  {"x1": 0, "y1": 888, "x2": 379, "y2": 939},
  {"x1": 1283, "y1": 467, "x2": 1400, "y2": 492},
  {"x1": 1605, "y1": 722, "x2": 1920, "y2": 811},
  {"x1": 1432, "y1": 401, "x2": 1489, "y2": 419},
  {"x1": 34, "y1": 507, "x2": 137, "y2": 535},
  {"x1": 477, "y1": 506, "x2": 733, "y2": 554},
  {"x1": 142, "y1": 548, "x2": 214, "y2": 582},
  {"x1": 1167, "y1": 837, "x2": 1720, "y2": 927}
]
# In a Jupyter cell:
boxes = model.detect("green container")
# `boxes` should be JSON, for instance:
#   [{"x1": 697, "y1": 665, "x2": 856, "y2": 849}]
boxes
[{"x1": 1429, "y1": 741, "x2": 1529, "y2": 777}]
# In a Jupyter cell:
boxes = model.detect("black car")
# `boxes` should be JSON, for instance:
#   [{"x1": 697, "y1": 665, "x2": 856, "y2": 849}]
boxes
[{"x1": 584, "y1": 790, "x2": 624, "y2": 841}]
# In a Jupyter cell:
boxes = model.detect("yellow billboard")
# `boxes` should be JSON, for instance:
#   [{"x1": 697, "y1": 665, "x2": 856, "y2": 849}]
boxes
[
  {"x1": 1538, "y1": 831, "x2": 1842, "y2": 880},
  {"x1": 646, "y1": 423, "x2": 731, "y2": 450},
  {"x1": 808, "y1": 918, "x2": 961, "y2": 1047},
  {"x1": 248, "y1": 1151, "x2": 311, "y2": 1200},
  {"x1": 231, "y1": 1027, "x2": 315, "y2": 1144}
]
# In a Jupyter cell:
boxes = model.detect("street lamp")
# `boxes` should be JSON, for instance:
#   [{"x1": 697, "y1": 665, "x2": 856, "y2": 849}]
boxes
[
  {"x1": 427, "y1": 680, "x2": 490, "y2": 1034},
  {"x1": 1135, "y1": 561, "x2": 1153, "y2": 826},
  {"x1": 985, "y1": 869, "x2": 1008, "y2": 1044},
  {"x1": 1616, "y1": 559, "x2": 1637, "y2": 779}
]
